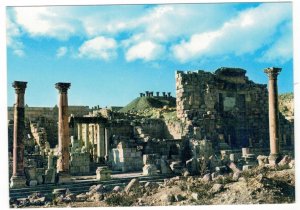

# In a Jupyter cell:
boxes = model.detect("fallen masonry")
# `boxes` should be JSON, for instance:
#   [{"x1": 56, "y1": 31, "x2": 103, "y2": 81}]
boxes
[{"x1": 7, "y1": 67, "x2": 295, "y2": 207}]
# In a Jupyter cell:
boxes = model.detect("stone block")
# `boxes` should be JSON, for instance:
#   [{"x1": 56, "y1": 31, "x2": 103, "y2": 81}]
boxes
[
  {"x1": 57, "y1": 173, "x2": 72, "y2": 184},
  {"x1": 96, "y1": 166, "x2": 112, "y2": 181},
  {"x1": 24, "y1": 167, "x2": 36, "y2": 180},
  {"x1": 124, "y1": 178, "x2": 139, "y2": 193},
  {"x1": 142, "y1": 164, "x2": 158, "y2": 176},
  {"x1": 143, "y1": 154, "x2": 156, "y2": 165},
  {"x1": 10, "y1": 176, "x2": 27, "y2": 188},
  {"x1": 44, "y1": 168, "x2": 56, "y2": 184},
  {"x1": 29, "y1": 180, "x2": 38, "y2": 186},
  {"x1": 242, "y1": 165, "x2": 254, "y2": 171},
  {"x1": 257, "y1": 155, "x2": 269, "y2": 166}
]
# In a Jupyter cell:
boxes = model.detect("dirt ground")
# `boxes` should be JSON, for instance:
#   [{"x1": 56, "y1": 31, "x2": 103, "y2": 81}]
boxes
[{"x1": 20, "y1": 165, "x2": 294, "y2": 208}]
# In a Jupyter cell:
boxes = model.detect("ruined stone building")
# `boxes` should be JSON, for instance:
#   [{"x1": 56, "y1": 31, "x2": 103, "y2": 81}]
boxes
[
  {"x1": 8, "y1": 67, "x2": 294, "y2": 188},
  {"x1": 175, "y1": 67, "x2": 294, "y2": 150}
]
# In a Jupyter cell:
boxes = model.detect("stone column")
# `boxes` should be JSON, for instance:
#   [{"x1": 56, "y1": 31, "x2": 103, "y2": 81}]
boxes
[
  {"x1": 55, "y1": 82, "x2": 72, "y2": 183},
  {"x1": 105, "y1": 127, "x2": 110, "y2": 158},
  {"x1": 84, "y1": 123, "x2": 89, "y2": 150},
  {"x1": 96, "y1": 124, "x2": 105, "y2": 163},
  {"x1": 10, "y1": 81, "x2": 27, "y2": 188},
  {"x1": 91, "y1": 125, "x2": 97, "y2": 161},
  {"x1": 264, "y1": 67, "x2": 281, "y2": 164},
  {"x1": 77, "y1": 123, "x2": 82, "y2": 142}
]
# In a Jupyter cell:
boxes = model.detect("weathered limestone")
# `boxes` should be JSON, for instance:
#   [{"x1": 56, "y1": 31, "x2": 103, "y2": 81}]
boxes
[
  {"x1": 96, "y1": 166, "x2": 111, "y2": 181},
  {"x1": 264, "y1": 67, "x2": 282, "y2": 164},
  {"x1": 176, "y1": 68, "x2": 270, "y2": 149},
  {"x1": 111, "y1": 141, "x2": 143, "y2": 172},
  {"x1": 44, "y1": 150, "x2": 56, "y2": 183},
  {"x1": 97, "y1": 124, "x2": 105, "y2": 162},
  {"x1": 257, "y1": 155, "x2": 269, "y2": 166},
  {"x1": 160, "y1": 157, "x2": 173, "y2": 174},
  {"x1": 105, "y1": 127, "x2": 110, "y2": 160},
  {"x1": 70, "y1": 152, "x2": 90, "y2": 175},
  {"x1": 55, "y1": 82, "x2": 72, "y2": 183},
  {"x1": 84, "y1": 123, "x2": 89, "y2": 150},
  {"x1": 10, "y1": 81, "x2": 27, "y2": 188},
  {"x1": 143, "y1": 164, "x2": 158, "y2": 175},
  {"x1": 142, "y1": 154, "x2": 158, "y2": 176},
  {"x1": 242, "y1": 148, "x2": 250, "y2": 157}
]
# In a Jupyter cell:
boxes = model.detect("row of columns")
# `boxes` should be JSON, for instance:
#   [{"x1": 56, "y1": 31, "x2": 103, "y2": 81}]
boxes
[
  {"x1": 140, "y1": 91, "x2": 172, "y2": 97},
  {"x1": 76, "y1": 123, "x2": 109, "y2": 162}
]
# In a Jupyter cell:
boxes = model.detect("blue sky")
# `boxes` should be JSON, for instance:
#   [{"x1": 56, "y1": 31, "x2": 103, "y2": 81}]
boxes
[{"x1": 6, "y1": 2, "x2": 293, "y2": 107}]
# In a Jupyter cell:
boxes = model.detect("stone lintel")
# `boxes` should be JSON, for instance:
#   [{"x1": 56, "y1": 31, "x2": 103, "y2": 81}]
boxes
[{"x1": 55, "y1": 82, "x2": 71, "y2": 93}]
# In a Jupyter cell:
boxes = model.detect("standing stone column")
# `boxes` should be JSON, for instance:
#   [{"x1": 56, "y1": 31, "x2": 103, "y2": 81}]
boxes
[
  {"x1": 84, "y1": 123, "x2": 89, "y2": 150},
  {"x1": 77, "y1": 123, "x2": 83, "y2": 146},
  {"x1": 105, "y1": 127, "x2": 110, "y2": 158},
  {"x1": 55, "y1": 82, "x2": 72, "y2": 183},
  {"x1": 10, "y1": 81, "x2": 27, "y2": 188},
  {"x1": 264, "y1": 67, "x2": 281, "y2": 164}
]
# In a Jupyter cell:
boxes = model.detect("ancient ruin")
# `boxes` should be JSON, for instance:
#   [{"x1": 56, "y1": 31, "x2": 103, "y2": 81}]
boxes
[{"x1": 7, "y1": 67, "x2": 295, "y2": 207}]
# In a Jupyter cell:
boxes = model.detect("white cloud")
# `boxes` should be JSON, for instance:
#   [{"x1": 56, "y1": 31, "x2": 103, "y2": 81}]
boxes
[
  {"x1": 6, "y1": 4, "x2": 292, "y2": 63},
  {"x1": 125, "y1": 41, "x2": 165, "y2": 62},
  {"x1": 56, "y1": 46, "x2": 68, "y2": 57},
  {"x1": 6, "y1": 12, "x2": 25, "y2": 57},
  {"x1": 172, "y1": 3, "x2": 292, "y2": 63},
  {"x1": 259, "y1": 22, "x2": 293, "y2": 64},
  {"x1": 78, "y1": 36, "x2": 117, "y2": 60},
  {"x1": 13, "y1": 7, "x2": 82, "y2": 40}
]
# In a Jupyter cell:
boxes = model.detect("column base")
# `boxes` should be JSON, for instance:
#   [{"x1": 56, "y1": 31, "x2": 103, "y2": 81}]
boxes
[
  {"x1": 10, "y1": 175, "x2": 27, "y2": 188},
  {"x1": 57, "y1": 172, "x2": 72, "y2": 184},
  {"x1": 268, "y1": 153, "x2": 281, "y2": 166}
]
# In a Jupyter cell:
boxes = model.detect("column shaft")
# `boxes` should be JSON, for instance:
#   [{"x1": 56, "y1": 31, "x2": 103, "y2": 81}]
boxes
[
  {"x1": 264, "y1": 67, "x2": 281, "y2": 161},
  {"x1": 55, "y1": 82, "x2": 71, "y2": 174},
  {"x1": 10, "y1": 81, "x2": 27, "y2": 188}
]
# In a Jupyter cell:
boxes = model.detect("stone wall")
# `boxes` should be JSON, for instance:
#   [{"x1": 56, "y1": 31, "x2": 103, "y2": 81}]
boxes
[
  {"x1": 110, "y1": 120, "x2": 133, "y2": 138},
  {"x1": 143, "y1": 139, "x2": 182, "y2": 158},
  {"x1": 176, "y1": 67, "x2": 269, "y2": 149},
  {"x1": 7, "y1": 105, "x2": 89, "y2": 121},
  {"x1": 164, "y1": 119, "x2": 185, "y2": 139},
  {"x1": 70, "y1": 152, "x2": 90, "y2": 175},
  {"x1": 111, "y1": 141, "x2": 143, "y2": 172}
]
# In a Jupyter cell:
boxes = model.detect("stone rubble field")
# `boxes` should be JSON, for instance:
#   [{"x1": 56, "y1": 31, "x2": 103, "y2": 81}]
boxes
[{"x1": 10, "y1": 157, "x2": 295, "y2": 208}]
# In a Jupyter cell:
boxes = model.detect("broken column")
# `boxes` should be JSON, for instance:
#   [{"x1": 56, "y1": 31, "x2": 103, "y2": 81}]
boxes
[
  {"x1": 10, "y1": 81, "x2": 27, "y2": 188},
  {"x1": 264, "y1": 67, "x2": 282, "y2": 164},
  {"x1": 55, "y1": 82, "x2": 72, "y2": 183}
]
